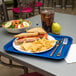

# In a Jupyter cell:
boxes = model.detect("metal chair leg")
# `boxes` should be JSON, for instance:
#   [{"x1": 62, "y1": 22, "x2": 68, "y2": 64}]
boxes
[
  {"x1": 65, "y1": 0, "x2": 67, "y2": 9},
  {"x1": 52, "y1": 0, "x2": 56, "y2": 8},
  {"x1": 43, "y1": 0, "x2": 44, "y2": 7},
  {"x1": 9, "y1": 59, "x2": 12, "y2": 65},
  {"x1": 47, "y1": 0, "x2": 50, "y2": 7},
  {"x1": 0, "y1": 55, "x2": 1, "y2": 61},
  {"x1": 72, "y1": 0, "x2": 75, "y2": 10},
  {"x1": 61, "y1": 0, "x2": 65, "y2": 9},
  {"x1": 24, "y1": 66, "x2": 28, "y2": 74},
  {"x1": 38, "y1": 7, "x2": 40, "y2": 14}
]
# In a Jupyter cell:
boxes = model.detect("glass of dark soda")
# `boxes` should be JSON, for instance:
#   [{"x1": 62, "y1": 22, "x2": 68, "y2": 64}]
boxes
[{"x1": 41, "y1": 7, "x2": 54, "y2": 33}]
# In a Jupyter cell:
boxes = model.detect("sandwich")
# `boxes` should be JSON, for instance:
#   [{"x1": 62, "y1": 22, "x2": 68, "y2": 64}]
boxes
[
  {"x1": 26, "y1": 27, "x2": 48, "y2": 38},
  {"x1": 14, "y1": 27, "x2": 48, "y2": 45},
  {"x1": 14, "y1": 32, "x2": 39, "y2": 45}
]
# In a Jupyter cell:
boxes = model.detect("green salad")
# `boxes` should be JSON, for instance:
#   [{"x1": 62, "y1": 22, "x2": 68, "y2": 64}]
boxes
[{"x1": 2, "y1": 19, "x2": 30, "y2": 29}]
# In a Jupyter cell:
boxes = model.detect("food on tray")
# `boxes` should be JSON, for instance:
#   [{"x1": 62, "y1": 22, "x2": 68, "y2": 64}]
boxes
[
  {"x1": 20, "y1": 38, "x2": 56, "y2": 53},
  {"x1": 2, "y1": 19, "x2": 31, "y2": 29},
  {"x1": 14, "y1": 27, "x2": 48, "y2": 45},
  {"x1": 14, "y1": 32, "x2": 40, "y2": 45},
  {"x1": 13, "y1": 27, "x2": 56, "y2": 53}
]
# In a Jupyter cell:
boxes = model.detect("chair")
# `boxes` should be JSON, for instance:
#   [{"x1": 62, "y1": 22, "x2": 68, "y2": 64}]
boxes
[
  {"x1": 12, "y1": 0, "x2": 43, "y2": 19},
  {"x1": 12, "y1": 0, "x2": 34, "y2": 19},
  {"x1": 65, "y1": 0, "x2": 75, "y2": 10},
  {"x1": 34, "y1": 0, "x2": 43, "y2": 14},
  {"x1": 0, "y1": 1, "x2": 9, "y2": 24},
  {"x1": 59, "y1": 0, "x2": 75, "y2": 9},
  {"x1": 42, "y1": 0, "x2": 56, "y2": 8},
  {"x1": 4, "y1": 0, "x2": 14, "y2": 10},
  {"x1": 19, "y1": 72, "x2": 44, "y2": 76}
]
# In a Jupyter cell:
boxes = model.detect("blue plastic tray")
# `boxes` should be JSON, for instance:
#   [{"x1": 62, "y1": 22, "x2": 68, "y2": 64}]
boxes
[{"x1": 4, "y1": 34, "x2": 73, "y2": 59}]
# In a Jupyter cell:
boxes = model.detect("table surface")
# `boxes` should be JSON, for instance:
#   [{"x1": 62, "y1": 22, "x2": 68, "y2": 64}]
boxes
[{"x1": 0, "y1": 12, "x2": 76, "y2": 76}]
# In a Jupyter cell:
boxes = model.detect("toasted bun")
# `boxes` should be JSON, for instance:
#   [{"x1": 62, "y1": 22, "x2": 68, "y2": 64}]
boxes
[
  {"x1": 26, "y1": 27, "x2": 47, "y2": 34},
  {"x1": 14, "y1": 32, "x2": 38, "y2": 38}
]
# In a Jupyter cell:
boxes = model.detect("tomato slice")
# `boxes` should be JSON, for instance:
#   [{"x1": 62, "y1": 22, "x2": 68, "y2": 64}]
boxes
[
  {"x1": 44, "y1": 33, "x2": 48, "y2": 38},
  {"x1": 17, "y1": 36, "x2": 40, "y2": 41},
  {"x1": 39, "y1": 33, "x2": 48, "y2": 39},
  {"x1": 15, "y1": 24, "x2": 18, "y2": 29},
  {"x1": 2, "y1": 25, "x2": 5, "y2": 27},
  {"x1": 20, "y1": 24, "x2": 24, "y2": 28},
  {"x1": 17, "y1": 37, "x2": 25, "y2": 41},
  {"x1": 28, "y1": 36, "x2": 40, "y2": 39}
]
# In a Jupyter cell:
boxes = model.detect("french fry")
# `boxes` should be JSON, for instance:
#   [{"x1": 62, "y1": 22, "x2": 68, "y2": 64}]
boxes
[{"x1": 20, "y1": 38, "x2": 56, "y2": 53}]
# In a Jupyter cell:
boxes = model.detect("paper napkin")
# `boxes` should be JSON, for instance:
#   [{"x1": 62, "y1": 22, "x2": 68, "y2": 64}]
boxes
[{"x1": 65, "y1": 44, "x2": 76, "y2": 63}]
